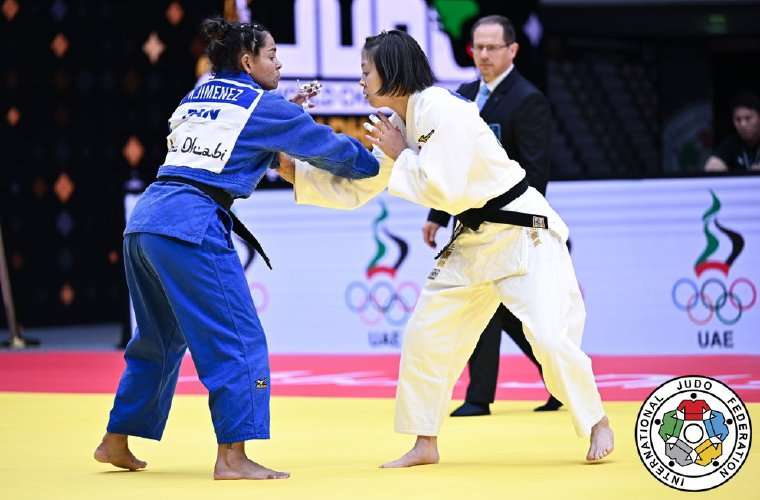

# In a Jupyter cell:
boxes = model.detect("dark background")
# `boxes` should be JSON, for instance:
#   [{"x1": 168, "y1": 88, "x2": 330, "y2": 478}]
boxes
[{"x1": 1, "y1": 0, "x2": 759, "y2": 329}]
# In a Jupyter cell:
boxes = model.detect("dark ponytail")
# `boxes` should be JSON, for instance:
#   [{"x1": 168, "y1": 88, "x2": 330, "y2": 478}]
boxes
[{"x1": 200, "y1": 16, "x2": 269, "y2": 73}]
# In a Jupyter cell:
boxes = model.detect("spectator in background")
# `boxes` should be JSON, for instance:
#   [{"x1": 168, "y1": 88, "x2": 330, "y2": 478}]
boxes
[
  {"x1": 422, "y1": 15, "x2": 561, "y2": 417},
  {"x1": 704, "y1": 92, "x2": 760, "y2": 172}
]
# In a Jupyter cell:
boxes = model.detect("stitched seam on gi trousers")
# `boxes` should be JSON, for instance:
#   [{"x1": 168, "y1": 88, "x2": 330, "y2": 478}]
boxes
[
  {"x1": 210, "y1": 253, "x2": 257, "y2": 439},
  {"x1": 135, "y1": 234, "x2": 184, "y2": 425}
]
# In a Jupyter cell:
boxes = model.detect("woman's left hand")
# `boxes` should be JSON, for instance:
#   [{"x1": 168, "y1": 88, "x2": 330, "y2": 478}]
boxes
[{"x1": 364, "y1": 113, "x2": 407, "y2": 160}]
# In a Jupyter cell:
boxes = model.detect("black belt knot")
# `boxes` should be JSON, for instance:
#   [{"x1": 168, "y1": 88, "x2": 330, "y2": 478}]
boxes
[
  {"x1": 156, "y1": 175, "x2": 272, "y2": 270},
  {"x1": 434, "y1": 178, "x2": 548, "y2": 260}
]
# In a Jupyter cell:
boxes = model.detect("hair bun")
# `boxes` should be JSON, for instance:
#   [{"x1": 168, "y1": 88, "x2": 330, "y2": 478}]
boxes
[
  {"x1": 201, "y1": 17, "x2": 229, "y2": 44},
  {"x1": 199, "y1": 16, "x2": 269, "y2": 74}
]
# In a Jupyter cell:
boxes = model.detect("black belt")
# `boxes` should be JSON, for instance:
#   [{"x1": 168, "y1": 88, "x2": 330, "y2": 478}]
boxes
[
  {"x1": 434, "y1": 178, "x2": 548, "y2": 260},
  {"x1": 156, "y1": 175, "x2": 272, "y2": 270}
]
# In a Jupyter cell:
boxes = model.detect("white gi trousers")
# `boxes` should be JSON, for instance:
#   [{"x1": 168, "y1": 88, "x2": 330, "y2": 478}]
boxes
[
  {"x1": 394, "y1": 225, "x2": 605, "y2": 438},
  {"x1": 292, "y1": 86, "x2": 608, "y2": 440}
]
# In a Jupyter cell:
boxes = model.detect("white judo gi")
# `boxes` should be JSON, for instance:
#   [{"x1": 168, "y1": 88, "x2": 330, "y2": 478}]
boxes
[{"x1": 293, "y1": 86, "x2": 605, "y2": 437}]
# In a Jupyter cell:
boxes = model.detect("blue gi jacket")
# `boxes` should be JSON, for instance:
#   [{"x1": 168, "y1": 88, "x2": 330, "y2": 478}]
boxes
[{"x1": 127, "y1": 71, "x2": 379, "y2": 244}]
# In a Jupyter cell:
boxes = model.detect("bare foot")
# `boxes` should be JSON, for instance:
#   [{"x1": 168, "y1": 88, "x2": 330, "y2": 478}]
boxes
[
  {"x1": 214, "y1": 442, "x2": 290, "y2": 480},
  {"x1": 380, "y1": 436, "x2": 440, "y2": 468},
  {"x1": 93, "y1": 433, "x2": 147, "y2": 471},
  {"x1": 586, "y1": 416, "x2": 614, "y2": 461}
]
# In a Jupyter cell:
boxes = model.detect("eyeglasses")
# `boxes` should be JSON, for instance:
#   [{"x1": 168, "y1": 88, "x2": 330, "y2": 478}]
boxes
[{"x1": 472, "y1": 42, "x2": 513, "y2": 54}]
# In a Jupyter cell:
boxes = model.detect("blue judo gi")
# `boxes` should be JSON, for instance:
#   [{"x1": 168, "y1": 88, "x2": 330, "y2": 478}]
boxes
[{"x1": 107, "y1": 72, "x2": 378, "y2": 443}]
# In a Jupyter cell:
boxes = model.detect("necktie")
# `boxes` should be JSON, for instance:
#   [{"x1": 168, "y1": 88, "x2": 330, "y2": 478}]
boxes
[{"x1": 475, "y1": 84, "x2": 490, "y2": 111}]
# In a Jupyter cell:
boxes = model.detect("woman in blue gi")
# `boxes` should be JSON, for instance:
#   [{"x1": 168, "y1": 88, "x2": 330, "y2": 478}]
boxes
[
  {"x1": 279, "y1": 30, "x2": 614, "y2": 468},
  {"x1": 93, "y1": 18, "x2": 379, "y2": 480}
]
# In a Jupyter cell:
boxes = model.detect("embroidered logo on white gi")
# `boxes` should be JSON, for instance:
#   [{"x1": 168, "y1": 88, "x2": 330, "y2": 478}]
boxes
[
  {"x1": 529, "y1": 228, "x2": 542, "y2": 247},
  {"x1": 417, "y1": 129, "x2": 435, "y2": 146},
  {"x1": 427, "y1": 268, "x2": 440, "y2": 280},
  {"x1": 532, "y1": 216, "x2": 546, "y2": 229},
  {"x1": 635, "y1": 375, "x2": 752, "y2": 492},
  {"x1": 436, "y1": 244, "x2": 454, "y2": 264}
]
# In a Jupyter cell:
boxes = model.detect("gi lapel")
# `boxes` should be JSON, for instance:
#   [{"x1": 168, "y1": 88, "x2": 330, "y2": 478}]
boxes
[{"x1": 404, "y1": 91, "x2": 421, "y2": 151}]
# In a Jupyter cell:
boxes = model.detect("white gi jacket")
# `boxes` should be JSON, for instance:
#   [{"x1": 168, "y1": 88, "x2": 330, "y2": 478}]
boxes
[{"x1": 294, "y1": 86, "x2": 569, "y2": 286}]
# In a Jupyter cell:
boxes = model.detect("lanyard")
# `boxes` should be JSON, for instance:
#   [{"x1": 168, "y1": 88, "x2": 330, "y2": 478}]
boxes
[{"x1": 740, "y1": 146, "x2": 760, "y2": 170}]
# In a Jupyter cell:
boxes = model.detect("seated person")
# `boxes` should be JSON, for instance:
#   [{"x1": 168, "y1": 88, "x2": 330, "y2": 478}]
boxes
[{"x1": 704, "y1": 91, "x2": 760, "y2": 172}]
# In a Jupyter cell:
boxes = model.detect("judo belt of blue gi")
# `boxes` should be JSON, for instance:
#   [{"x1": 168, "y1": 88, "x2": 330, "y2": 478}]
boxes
[
  {"x1": 157, "y1": 175, "x2": 272, "y2": 270},
  {"x1": 434, "y1": 178, "x2": 548, "y2": 260}
]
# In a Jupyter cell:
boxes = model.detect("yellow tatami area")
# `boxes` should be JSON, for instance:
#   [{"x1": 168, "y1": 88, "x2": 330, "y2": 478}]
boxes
[{"x1": 1, "y1": 393, "x2": 757, "y2": 500}]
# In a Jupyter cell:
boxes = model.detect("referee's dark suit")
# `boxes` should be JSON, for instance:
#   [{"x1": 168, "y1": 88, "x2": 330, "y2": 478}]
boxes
[{"x1": 427, "y1": 68, "x2": 561, "y2": 414}]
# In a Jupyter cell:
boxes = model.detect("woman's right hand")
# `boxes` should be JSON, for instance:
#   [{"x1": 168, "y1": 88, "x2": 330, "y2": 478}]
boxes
[{"x1": 289, "y1": 81, "x2": 322, "y2": 108}]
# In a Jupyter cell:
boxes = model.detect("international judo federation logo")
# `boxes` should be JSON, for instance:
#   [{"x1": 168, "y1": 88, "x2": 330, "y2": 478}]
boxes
[
  {"x1": 635, "y1": 376, "x2": 752, "y2": 492},
  {"x1": 671, "y1": 191, "x2": 756, "y2": 326},
  {"x1": 344, "y1": 201, "x2": 420, "y2": 342}
]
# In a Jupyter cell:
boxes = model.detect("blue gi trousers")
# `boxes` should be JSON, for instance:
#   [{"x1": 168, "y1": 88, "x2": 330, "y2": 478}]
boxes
[{"x1": 107, "y1": 214, "x2": 270, "y2": 443}]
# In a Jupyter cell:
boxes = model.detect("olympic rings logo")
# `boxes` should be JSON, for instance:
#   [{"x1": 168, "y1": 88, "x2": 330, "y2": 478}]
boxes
[
  {"x1": 671, "y1": 277, "x2": 756, "y2": 326},
  {"x1": 345, "y1": 279, "x2": 420, "y2": 326}
]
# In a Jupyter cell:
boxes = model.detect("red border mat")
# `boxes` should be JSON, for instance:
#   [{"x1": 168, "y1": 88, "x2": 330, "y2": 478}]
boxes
[{"x1": 1, "y1": 352, "x2": 758, "y2": 401}]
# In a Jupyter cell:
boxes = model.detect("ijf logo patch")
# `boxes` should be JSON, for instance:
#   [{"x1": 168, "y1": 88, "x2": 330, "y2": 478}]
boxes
[{"x1": 635, "y1": 375, "x2": 752, "y2": 492}]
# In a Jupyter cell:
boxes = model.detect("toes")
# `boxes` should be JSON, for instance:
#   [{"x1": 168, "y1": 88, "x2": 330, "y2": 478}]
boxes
[
  {"x1": 380, "y1": 460, "x2": 403, "y2": 468},
  {"x1": 128, "y1": 458, "x2": 147, "y2": 470},
  {"x1": 587, "y1": 445, "x2": 612, "y2": 461},
  {"x1": 380, "y1": 457, "x2": 402, "y2": 468}
]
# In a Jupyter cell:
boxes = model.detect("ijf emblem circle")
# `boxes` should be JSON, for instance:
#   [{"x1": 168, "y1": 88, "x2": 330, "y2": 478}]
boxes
[{"x1": 635, "y1": 375, "x2": 752, "y2": 492}]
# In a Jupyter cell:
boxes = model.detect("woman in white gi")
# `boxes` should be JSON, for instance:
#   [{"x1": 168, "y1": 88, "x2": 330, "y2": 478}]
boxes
[
  {"x1": 279, "y1": 30, "x2": 614, "y2": 467},
  {"x1": 93, "y1": 18, "x2": 379, "y2": 480}
]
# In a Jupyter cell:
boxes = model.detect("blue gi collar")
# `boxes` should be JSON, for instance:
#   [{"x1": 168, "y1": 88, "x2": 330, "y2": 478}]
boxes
[{"x1": 212, "y1": 71, "x2": 262, "y2": 89}]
